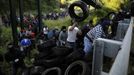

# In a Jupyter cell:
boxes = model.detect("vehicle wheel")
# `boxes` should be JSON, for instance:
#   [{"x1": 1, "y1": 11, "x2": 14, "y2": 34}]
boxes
[
  {"x1": 64, "y1": 60, "x2": 90, "y2": 75},
  {"x1": 68, "y1": 1, "x2": 89, "y2": 22}
]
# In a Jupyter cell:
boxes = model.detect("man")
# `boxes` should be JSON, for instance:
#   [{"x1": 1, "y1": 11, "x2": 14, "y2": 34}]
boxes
[
  {"x1": 5, "y1": 44, "x2": 25, "y2": 75},
  {"x1": 43, "y1": 26, "x2": 48, "y2": 40},
  {"x1": 59, "y1": 26, "x2": 67, "y2": 46},
  {"x1": 67, "y1": 21, "x2": 81, "y2": 49},
  {"x1": 83, "y1": 19, "x2": 112, "y2": 55}
]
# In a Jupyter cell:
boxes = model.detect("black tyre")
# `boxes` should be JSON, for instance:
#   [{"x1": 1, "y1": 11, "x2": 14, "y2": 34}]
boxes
[
  {"x1": 35, "y1": 54, "x2": 63, "y2": 67},
  {"x1": 37, "y1": 44, "x2": 52, "y2": 54},
  {"x1": 41, "y1": 67, "x2": 61, "y2": 75},
  {"x1": 68, "y1": 1, "x2": 89, "y2": 22},
  {"x1": 37, "y1": 39, "x2": 56, "y2": 52},
  {"x1": 52, "y1": 46, "x2": 73, "y2": 56},
  {"x1": 65, "y1": 49, "x2": 85, "y2": 64},
  {"x1": 64, "y1": 60, "x2": 90, "y2": 75},
  {"x1": 30, "y1": 66, "x2": 45, "y2": 75}
]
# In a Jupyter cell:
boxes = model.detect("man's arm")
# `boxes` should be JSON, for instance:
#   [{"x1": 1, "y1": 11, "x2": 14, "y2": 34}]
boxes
[{"x1": 69, "y1": 22, "x2": 77, "y2": 31}]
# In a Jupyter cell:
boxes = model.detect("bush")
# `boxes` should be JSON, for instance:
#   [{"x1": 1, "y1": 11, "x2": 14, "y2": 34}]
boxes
[
  {"x1": 43, "y1": 16, "x2": 72, "y2": 29},
  {"x1": 0, "y1": 26, "x2": 12, "y2": 54}
]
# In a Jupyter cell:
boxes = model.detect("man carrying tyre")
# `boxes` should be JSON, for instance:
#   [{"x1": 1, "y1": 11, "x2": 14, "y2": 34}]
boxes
[
  {"x1": 66, "y1": 20, "x2": 82, "y2": 50},
  {"x1": 83, "y1": 18, "x2": 112, "y2": 56}
]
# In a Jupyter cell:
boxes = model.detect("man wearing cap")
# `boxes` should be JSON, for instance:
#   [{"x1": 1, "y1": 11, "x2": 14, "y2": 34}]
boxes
[{"x1": 83, "y1": 18, "x2": 112, "y2": 56}]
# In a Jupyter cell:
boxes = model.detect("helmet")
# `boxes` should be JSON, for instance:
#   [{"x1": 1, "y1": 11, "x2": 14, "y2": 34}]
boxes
[{"x1": 20, "y1": 38, "x2": 31, "y2": 46}]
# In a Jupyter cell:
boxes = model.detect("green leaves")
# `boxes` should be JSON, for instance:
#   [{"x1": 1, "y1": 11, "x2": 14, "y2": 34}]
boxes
[{"x1": 0, "y1": 0, "x2": 60, "y2": 14}]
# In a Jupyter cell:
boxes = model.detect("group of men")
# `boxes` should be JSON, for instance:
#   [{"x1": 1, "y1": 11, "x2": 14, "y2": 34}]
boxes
[
  {"x1": 66, "y1": 18, "x2": 111, "y2": 56},
  {"x1": 66, "y1": 9, "x2": 130, "y2": 57}
]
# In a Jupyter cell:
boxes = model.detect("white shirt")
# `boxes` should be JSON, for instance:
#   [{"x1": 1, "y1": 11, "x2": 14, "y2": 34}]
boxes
[{"x1": 67, "y1": 26, "x2": 79, "y2": 42}]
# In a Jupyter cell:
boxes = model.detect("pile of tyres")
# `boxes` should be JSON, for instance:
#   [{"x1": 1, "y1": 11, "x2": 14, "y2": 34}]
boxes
[{"x1": 23, "y1": 39, "x2": 91, "y2": 75}]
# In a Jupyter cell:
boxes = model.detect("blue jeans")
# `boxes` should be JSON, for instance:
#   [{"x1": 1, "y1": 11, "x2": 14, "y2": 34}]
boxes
[
  {"x1": 66, "y1": 41, "x2": 76, "y2": 50},
  {"x1": 83, "y1": 37, "x2": 93, "y2": 55}
]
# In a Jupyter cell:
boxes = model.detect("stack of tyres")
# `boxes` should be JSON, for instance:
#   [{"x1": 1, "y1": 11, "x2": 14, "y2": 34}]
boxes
[
  {"x1": 34, "y1": 53, "x2": 64, "y2": 68},
  {"x1": 34, "y1": 46, "x2": 72, "y2": 68},
  {"x1": 32, "y1": 46, "x2": 90, "y2": 75},
  {"x1": 37, "y1": 39, "x2": 56, "y2": 52},
  {"x1": 52, "y1": 46, "x2": 73, "y2": 56},
  {"x1": 40, "y1": 60, "x2": 90, "y2": 75},
  {"x1": 35, "y1": 39, "x2": 57, "y2": 64},
  {"x1": 22, "y1": 38, "x2": 91, "y2": 74}
]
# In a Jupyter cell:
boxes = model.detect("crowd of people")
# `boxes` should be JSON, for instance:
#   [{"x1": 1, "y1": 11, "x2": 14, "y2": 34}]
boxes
[
  {"x1": 0, "y1": 6, "x2": 131, "y2": 75},
  {"x1": 0, "y1": 11, "x2": 68, "y2": 27}
]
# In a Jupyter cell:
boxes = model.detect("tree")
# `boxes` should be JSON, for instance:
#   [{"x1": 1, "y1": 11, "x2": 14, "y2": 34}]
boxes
[{"x1": 0, "y1": 0, "x2": 60, "y2": 15}]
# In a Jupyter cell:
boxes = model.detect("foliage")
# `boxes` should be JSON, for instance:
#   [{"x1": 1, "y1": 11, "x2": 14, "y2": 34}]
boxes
[
  {"x1": 0, "y1": 26, "x2": 12, "y2": 54},
  {"x1": 0, "y1": 0, "x2": 9, "y2": 14},
  {"x1": 100, "y1": 0, "x2": 120, "y2": 11},
  {"x1": 44, "y1": 16, "x2": 72, "y2": 29},
  {"x1": 0, "y1": 27, "x2": 12, "y2": 45},
  {"x1": 0, "y1": 0, "x2": 60, "y2": 14},
  {"x1": 60, "y1": 0, "x2": 78, "y2": 5}
]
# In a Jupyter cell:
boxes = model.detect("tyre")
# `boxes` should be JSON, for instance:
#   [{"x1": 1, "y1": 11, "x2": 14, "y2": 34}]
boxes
[
  {"x1": 41, "y1": 67, "x2": 61, "y2": 75},
  {"x1": 64, "y1": 60, "x2": 90, "y2": 75},
  {"x1": 30, "y1": 66, "x2": 45, "y2": 75},
  {"x1": 37, "y1": 39, "x2": 56, "y2": 52},
  {"x1": 68, "y1": 1, "x2": 89, "y2": 22},
  {"x1": 37, "y1": 44, "x2": 52, "y2": 53},
  {"x1": 35, "y1": 54, "x2": 63, "y2": 67},
  {"x1": 64, "y1": 49, "x2": 85, "y2": 64},
  {"x1": 52, "y1": 46, "x2": 73, "y2": 56}
]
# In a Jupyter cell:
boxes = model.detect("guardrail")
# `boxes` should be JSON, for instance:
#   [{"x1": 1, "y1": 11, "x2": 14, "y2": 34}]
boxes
[{"x1": 92, "y1": 17, "x2": 134, "y2": 75}]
